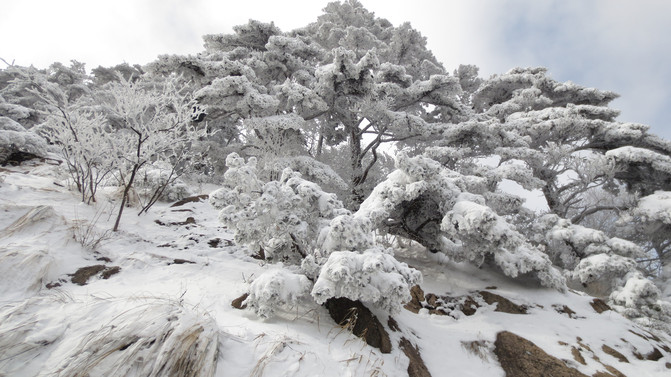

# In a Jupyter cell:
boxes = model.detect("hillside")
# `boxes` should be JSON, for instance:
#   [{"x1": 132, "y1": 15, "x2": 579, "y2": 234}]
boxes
[{"x1": 1, "y1": 161, "x2": 670, "y2": 377}]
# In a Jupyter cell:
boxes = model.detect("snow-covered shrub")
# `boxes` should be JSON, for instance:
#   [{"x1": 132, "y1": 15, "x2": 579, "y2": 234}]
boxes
[
  {"x1": 38, "y1": 110, "x2": 113, "y2": 203},
  {"x1": 358, "y1": 151, "x2": 566, "y2": 290},
  {"x1": 210, "y1": 153, "x2": 348, "y2": 263},
  {"x1": 245, "y1": 268, "x2": 312, "y2": 318},
  {"x1": 136, "y1": 161, "x2": 192, "y2": 202},
  {"x1": 441, "y1": 197, "x2": 566, "y2": 289},
  {"x1": 570, "y1": 254, "x2": 638, "y2": 296},
  {"x1": 533, "y1": 213, "x2": 644, "y2": 295},
  {"x1": 317, "y1": 214, "x2": 375, "y2": 254},
  {"x1": 311, "y1": 248, "x2": 422, "y2": 314},
  {"x1": 0, "y1": 116, "x2": 48, "y2": 164},
  {"x1": 609, "y1": 273, "x2": 671, "y2": 334}
]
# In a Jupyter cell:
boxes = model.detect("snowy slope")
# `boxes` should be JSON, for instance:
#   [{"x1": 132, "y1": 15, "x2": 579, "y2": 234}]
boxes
[{"x1": 1, "y1": 162, "x2": 670, "y2": 377}]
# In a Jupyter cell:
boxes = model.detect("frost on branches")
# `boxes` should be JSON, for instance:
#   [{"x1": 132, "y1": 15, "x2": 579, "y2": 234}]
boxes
[
  {"x1": 244, "y1": 268, "x2": 312, "y2": 319},
  {"x1": 210, "y1": 153, "x2": 348, "y2": 263},
  {"x1": 532, "y1": 213, "x2": 643, "y2": 295},
  {"x1": 609, "y1": 272, "x2": 671, "y2": 334},
  {"x1": 624, "y1": 191, "x2": 671, "y2": 299},
  {"x1": 212, "y1": 153, "x2": 422, "y2": 316},
  {"x1": 358, "y1": 151, "x2": 566, "y2": 290},
  {"x1": 311, "y1": 248, "x2": 422, "y2": 314},
  {"x1": 0, "y1": 116, "x2": 49, "y2": 165}
]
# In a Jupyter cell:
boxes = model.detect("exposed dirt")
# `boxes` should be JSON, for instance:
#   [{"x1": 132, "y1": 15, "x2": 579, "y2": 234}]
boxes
[
  {"x1": 493, "y1": 331, "x2": 589, "y2": 377},
  {"x1": 325, "y1": 297, "x2": 392, "y2": 353},
  {"x1": 399, "y1": 337, "x2": 432, "y2": 377}
]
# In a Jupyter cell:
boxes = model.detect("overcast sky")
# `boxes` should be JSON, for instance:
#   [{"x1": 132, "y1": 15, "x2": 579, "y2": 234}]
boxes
[{"x1": 1, "y1": 0, "x2": 669, "y2": 139}]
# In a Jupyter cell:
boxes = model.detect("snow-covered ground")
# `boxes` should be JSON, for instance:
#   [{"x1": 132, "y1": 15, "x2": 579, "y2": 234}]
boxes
[{"x1": 1, "y1": 162, "x2": 670, "y2": 376}]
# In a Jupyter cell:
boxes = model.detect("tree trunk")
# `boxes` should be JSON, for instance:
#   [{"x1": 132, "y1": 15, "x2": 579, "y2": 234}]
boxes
[
  {"x1": 348, "y1": 126, "x2": 364, "y2": 210},
  {"x1": 113, "y1": 164, "x2": 139, "y2": 232}
]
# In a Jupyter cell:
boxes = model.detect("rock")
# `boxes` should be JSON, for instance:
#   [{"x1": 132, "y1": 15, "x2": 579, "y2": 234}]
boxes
[
  {"x1": 590, "y1": 299, "x2": 611, "y2": 313},
  {"x1": 170, "y1": 194, "x2": 209, "y2": 207},
  {"x1": 480, "y1": 291, "x2": 527, "y2": 314},
  {"x1": 387, "y1": 317, "x2": 400, "y2": 332},
  {"x1": 231, "y1": 293, "x2": 248, "y2": 309},
  {"x1": 400, "y1": 337, "x2": 432, "y2": 377},
  {"x1": 572, "y1": 347, "x2": 586, "y2": 365},
  {"x1": 555, "y1": 305, "x2": 577, "y2": 318},
  {"x1": 404, "y1": 285, "x2": 425, "y2": 313},
  {"x1": 171, "y1": 259, "x2": 195, "y2": 265},
  {"x1": 601, "y1": 345, "x2": 629, "y2": 363},
  {"x1": 461, "y1": 296, "x2": 480, "y2": 316},
  {"x1": 101, "y1": 266, "x2": 121, "y2": 279},
  {"x1": 645, "y1": 347, "x2": 663, "y2": 361},
  {"x1": 494, "y1": 331, "x2": 588, "y2": 377},
  {"x1": 325, "y1": 297, "x2": 392, "y2": 354},
  {"x1": 70, "y1": 265, "x2": 106, "y2": 285},
  {"x1": 70, "y1": 265, "x2": 120, "y2": 285},
  {"x1": 1, "y1": 151, "x2": 40, "y2": 166}
]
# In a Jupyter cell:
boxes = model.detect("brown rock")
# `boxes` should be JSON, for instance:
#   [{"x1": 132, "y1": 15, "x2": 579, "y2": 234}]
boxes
[
  {"x1": 601, "y1": 345, "x2": 629, "y2": 363},
  {"x1": 425, "y1": 293, "x2": 438, "y2": 307},
  {"x1": 171, "y1": 258, "x2": 195, "y2": 265},
  {"x1": 555, "y1": 305, "x2": 577, "y2": 318},
  {"x1": 100, "y1": 266, "x2": 121, "y2": 279},
  {"x1": 572, "y1": 347, "x2": 587, "y2": 365},
  {"x1": 598, "y1": 365, "x2": 626, "y2": 377},
  {"x1": 461, "y1": 296, "x2": 480, "y2": 316},
  {"x1": 325, "y1": 297, "x2": 392, "y2": 353},
  {"x1": 590, "y1": 299, "x2": 611, "y2": 313},
  {"x1": 400, "y1": 337, "x2": 432, "y2": 377},
  {"x1": 231, "y1": 293, "x2": 248, "y2": 309},
  {"x1": 387, "y1": 317, "x2": 400, "y2": 332},
  {"x1": 70, "y1": 265, "x2": 106, "y2": 285},
  {"x1": 646, "y1": 347, "x2": 663, "y2": 361},
  {"x1": 494, "y1": 331, "x2": 589, "y2": 377},
  {"x1": 480, "y1": 291, "x2": 527, "y2": 314},
  {"x1": 170, "y1": 194, "x2": 209, "y2": 207},
  {"x1": 404, "y1": 285, "x2": 425, "y2": 313}
]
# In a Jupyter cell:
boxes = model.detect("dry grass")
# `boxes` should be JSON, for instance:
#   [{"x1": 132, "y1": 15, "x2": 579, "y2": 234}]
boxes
[
  {"x1": 461, "y1": 339, "x2": 493, "y2": 361},
  {"x1": 0, "y1": 295, "x2": 220, "y2": 377},
  {"x1": 70, "y1": 204, "x2": 113, "y2": 250}
]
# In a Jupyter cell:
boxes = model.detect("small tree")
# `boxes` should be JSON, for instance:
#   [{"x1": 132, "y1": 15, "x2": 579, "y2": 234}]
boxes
[
  {"x1": 209, "y1": 153, "x2": 348, "y2": 263},
  {"x1": 95, "y1": 75, "x2": 205, "y2": 231}
]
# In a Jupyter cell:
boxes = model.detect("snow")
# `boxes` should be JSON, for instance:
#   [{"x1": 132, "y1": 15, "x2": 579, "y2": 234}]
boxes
[
  {"x1": 1, "y1": 163, "x2": 670, "y2": 376},
  {"x1": 635, "y1": 190, "x2": 671, "y2": 225}
]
